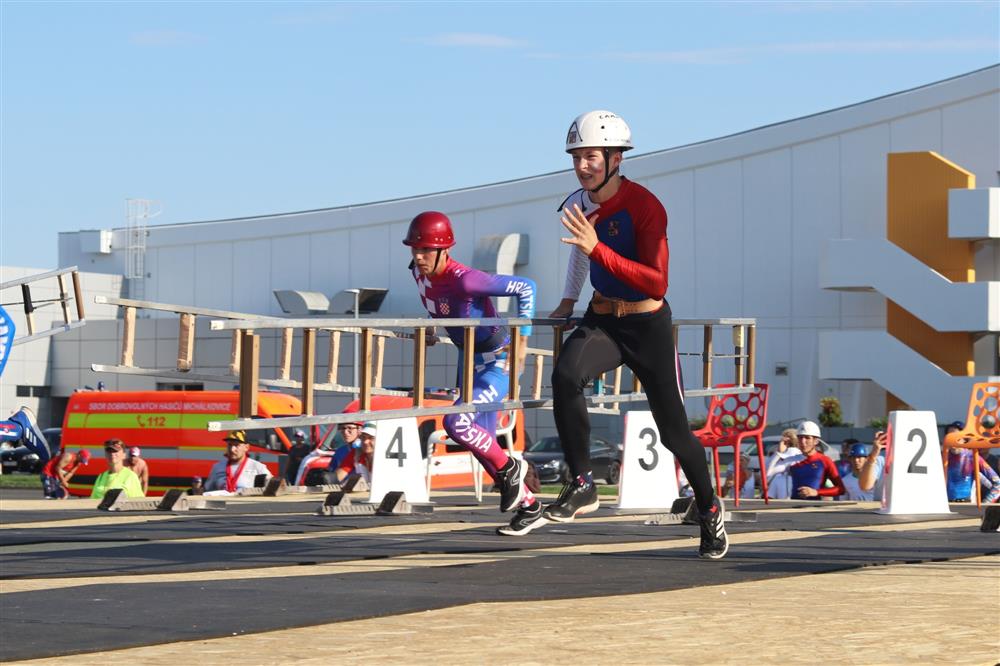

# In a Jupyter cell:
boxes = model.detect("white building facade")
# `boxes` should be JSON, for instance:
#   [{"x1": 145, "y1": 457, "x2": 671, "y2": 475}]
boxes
[{"x1": 38, "y1": 65, "x2": 1000, "y2": 434}]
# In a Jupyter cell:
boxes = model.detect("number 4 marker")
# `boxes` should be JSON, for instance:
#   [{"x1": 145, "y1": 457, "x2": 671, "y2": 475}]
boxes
[{"x1": 370, "y1": 418, "x2": 429, "y2": 505}]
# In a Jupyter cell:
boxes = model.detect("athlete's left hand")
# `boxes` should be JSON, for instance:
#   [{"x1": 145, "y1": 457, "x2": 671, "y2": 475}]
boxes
[
  {"x1": 796, "y1": 486, "x2": 819, "y2": 498},
  {"x1": 560, "y1": 203, "x2": 599, "y2": 255}
]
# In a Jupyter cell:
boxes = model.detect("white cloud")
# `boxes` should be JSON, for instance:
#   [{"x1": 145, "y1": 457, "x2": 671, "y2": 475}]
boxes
[
  {"x1": 128, "y1": 30, "x2": 205, "y2": 47},
  {"x1": 425, "y1": 32, "x2": 525, "y2": 48}
]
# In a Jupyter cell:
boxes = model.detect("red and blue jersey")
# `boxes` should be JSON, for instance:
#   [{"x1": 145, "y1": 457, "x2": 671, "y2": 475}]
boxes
[
  {"x1": 412, "y1": 257, "x2": 536, "y2": 351},
  {"x1": 588, "y1": 178, "x2": 670, "y2": 301},
  {"x1": 789, "y1": 452, "x2": 846, "y2": 498}
]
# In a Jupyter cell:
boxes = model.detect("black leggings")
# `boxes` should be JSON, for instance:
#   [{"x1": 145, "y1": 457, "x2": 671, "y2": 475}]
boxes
[{"x1": 551, "y1": 301, "x2": 715, "y2": 512}]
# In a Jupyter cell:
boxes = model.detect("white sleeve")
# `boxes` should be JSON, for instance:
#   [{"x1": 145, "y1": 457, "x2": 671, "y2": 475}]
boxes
[
  {"x1": 562, "y1": 247, "x2": 589, "y2": 301},
  {"x1": 767, "y1": 453, "x2": 803, "y2": 479},
  {"x1": 558, "y1": 189, "x2": 597, "y2": 302}
]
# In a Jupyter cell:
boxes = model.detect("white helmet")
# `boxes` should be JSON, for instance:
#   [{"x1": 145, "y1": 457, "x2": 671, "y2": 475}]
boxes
[
  {"x1": 565, "y1": 110, "x2": 633, "y2": 153},
  {"x1": 797, "y1": 421, "x2": 822, "y2": 438}
]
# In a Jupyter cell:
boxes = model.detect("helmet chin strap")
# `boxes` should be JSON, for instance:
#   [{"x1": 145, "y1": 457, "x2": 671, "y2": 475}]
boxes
[
  {"x1": 407, "y1": 249, "x2": 447, "y2": 274},
  {"x1": 586, "y1": 148, "x2": 619, "y2": 195}
]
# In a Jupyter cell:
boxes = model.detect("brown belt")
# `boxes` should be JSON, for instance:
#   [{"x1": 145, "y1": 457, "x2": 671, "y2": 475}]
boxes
[{"x1": 590, "y1": 292, "x2": 663, "y2": 318}]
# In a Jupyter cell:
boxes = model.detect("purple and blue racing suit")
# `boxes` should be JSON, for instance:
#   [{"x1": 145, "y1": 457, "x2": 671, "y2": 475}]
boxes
[{"x1": 412, "y1": 257, "x2": 535, "y2": 476}]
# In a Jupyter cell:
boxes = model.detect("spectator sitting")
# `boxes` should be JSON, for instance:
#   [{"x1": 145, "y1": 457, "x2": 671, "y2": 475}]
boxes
[
  {"x1": 766, "y1": 420, "x2": 846, "y2": 500},
  {"x1": 204, "y1": 430, "x2": 272, "y2": 494},
  {"x1": 335, "y1": 422, "x2": 376, "y2": 484},
  {"x1": 721, "y1": 453, "x2": 757, "y2": 499},
  {"x1": 124, "y1": 446, "x2": 149, "y2": 494},
  {"x1": 765, "y1": 428, "x2": 801, "y2": 499},
  {"x1": 944, "y1": 421, "x2": 1000, "y2": 503},
  {"x1": 285, "y1": 429, "x2": 311, "y2": 483},
  {"x1": 188, "y1": 476, "x2": 204, "y2": 496},
  {"x1": 90, "y1": 439, "x2": 145, "y2": 500},
  {"x1": 327, "y1": 422, "x2": 363, "y2": 473},
  {"x1": 840, "y1": 436, "x2": 885, "y2": 501},
  {"x1": 293, "y1": 422, "x2": 360, "y2": 485},
  {"x1": 836, "y1": 438, "x2": 859, "y2": 478},
  {"x1": 40, "y1": 448, "x2": 90, "y2": 499}
]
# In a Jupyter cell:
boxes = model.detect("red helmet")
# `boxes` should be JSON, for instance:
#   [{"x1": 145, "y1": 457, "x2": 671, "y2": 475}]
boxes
[{"x1": 403, "y1": 211, "x2": 455, "y2": 249}]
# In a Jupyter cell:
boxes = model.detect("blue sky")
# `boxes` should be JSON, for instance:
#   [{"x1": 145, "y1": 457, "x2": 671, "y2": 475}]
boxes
[{"x1": 2, "y1": 1, "x2": 998, "y2": 269}]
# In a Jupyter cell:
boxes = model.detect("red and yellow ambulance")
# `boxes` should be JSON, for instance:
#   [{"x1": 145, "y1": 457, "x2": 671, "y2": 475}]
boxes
[{"x1": 61, "y1": 390, "x2": 302, "y2": 496}]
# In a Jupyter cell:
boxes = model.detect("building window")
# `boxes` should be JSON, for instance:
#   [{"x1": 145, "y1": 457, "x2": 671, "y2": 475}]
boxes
[
  {"x1": 155, "y1": 383, "x2": 204, "y2": 391},
  {"x1": 16, "y1": 385, "x2": 51, "y2": 398}
]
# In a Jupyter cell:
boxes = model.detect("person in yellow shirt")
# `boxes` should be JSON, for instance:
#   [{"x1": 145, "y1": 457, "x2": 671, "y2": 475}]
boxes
[{"x1": 90, "y1": 439, "x2": 144, "y2": 499}]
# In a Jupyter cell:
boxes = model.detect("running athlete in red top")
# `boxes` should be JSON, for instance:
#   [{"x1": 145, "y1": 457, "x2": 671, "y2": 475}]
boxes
[
  {"x1": 403, "y1": 211, "x2": 542, "y2": 535},
  {"x1": 537, "y1": 110, "x2": 729, "y2": 559}
]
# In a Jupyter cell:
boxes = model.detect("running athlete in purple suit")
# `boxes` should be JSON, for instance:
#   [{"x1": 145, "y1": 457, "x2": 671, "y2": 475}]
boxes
[
  {"x1": 537, "y1": 110, "x2": 729, "y2": 559},
  {"x1": 404, "y1": 211, "x2": 543, "y2": 535}
]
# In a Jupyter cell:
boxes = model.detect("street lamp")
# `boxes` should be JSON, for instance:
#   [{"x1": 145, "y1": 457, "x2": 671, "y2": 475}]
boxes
[{"x1": 330, "y1": 288, "x2": 389, "y2": 399}]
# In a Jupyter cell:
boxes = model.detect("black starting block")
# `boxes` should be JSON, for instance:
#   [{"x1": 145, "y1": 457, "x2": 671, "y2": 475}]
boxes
[
  {"x1": 286, "y1": 475, "x2": 371, "y2": 495},
  {"x1": 316, "y1": 490, "x2": 433, "y2": 516},
  {"x1": 234, "y1": 474, "x2": 277, "y2": 496},
  {"x1": 98, "y1": 488, "x2": 227, "y2": 512},
  {"x1": 157, "y1": 488, "x2": 226, "y2": 512},
  {"x1": 316, "y1": 491, "x2": 377, "y2": 516},
  {"x1": 97, "y1": 489, "x2": 162, "y2": 512},
  {"x1": 261, "y1": 477, "x2": 286, "y2": 497},
  {"x1": 982, "y1": 505, "x2": 1000, "y2": 532},
  {"x1": 375, "y1": 490, "x2": 434, "y2": 516},
  {"x1": 642, "y1": 496, "x2": 756, "y2": 526}
]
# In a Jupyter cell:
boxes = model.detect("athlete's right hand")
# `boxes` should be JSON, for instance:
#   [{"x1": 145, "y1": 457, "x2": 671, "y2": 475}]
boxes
[
  {"x1": 549, "y1": 299, "x2": 577, "y2": 331},
  {"x1": 548, "y1": 298, "x2": 576, "y2": 319}
]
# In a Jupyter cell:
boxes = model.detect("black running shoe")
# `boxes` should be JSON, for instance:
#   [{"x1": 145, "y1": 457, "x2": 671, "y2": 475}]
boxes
[
  {"x1": 543, "y1": 478, "x2": 599, "y2": 522},
  {"x1": 497, "y1": 500, "x2": 548, "y2": 536},
  {"x1": 698, "y1": 495, "x2": 729, "y2": 560},
  {"x1": 496, "y1": 456, "x2": 527, "y2": 513}
]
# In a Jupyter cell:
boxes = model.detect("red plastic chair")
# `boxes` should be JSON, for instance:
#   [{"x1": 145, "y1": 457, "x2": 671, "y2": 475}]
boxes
[{"x1": 692, "y1": 383, "x2": 770, "y2": 507}]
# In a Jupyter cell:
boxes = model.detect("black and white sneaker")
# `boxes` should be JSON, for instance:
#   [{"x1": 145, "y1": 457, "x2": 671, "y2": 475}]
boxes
[
  {"x1": 496, "y1": 456, "x2": 527, "y2": 513},
  {"x1": 543, "y1": 479, "x2": 599, "y2": 523},
  {"x1": 497, "y1": 500, "x2": 548, "y2": 536},
  {"x1": 698, "y1": 495, "x2": 729, "y2": 560}
]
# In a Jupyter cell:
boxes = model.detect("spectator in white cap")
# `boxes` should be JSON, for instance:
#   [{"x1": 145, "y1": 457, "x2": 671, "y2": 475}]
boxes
[
  {"x1": 766, "y1": 421, "x2": 845, "y2": 500},
  {"x1": 124, "y1": 445, "x2": 149, "y2": 494},
  {"x1": 335, "y1": 422, "x2": 376, "y2": 483}
]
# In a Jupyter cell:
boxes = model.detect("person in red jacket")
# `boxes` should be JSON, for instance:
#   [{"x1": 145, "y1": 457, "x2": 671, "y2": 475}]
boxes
[{"x1": 766, "y1": 421, "x2": 846, "y2": 500}]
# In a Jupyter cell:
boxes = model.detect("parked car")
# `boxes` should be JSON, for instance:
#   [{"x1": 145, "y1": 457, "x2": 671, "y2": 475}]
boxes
[
  {"x1": 0, "y1": 428, "x2": 59, "y2": 474},
  {"x1": 524, "y1": 436, "x2": 622, "y2": 485}
]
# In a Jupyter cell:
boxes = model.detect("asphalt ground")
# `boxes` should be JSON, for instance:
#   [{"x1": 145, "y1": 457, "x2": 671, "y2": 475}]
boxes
[{"x1": 1, "y1": 487, "x2": 997, "y2": 664}]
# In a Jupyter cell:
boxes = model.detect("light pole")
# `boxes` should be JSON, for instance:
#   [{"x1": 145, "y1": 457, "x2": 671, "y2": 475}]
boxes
[
  {"x1": 345, "y1": 288, "x2": 361, "y2": 399},
  {"x1": 331, "y1": 288, "x2": 388, "y2": 401}
]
